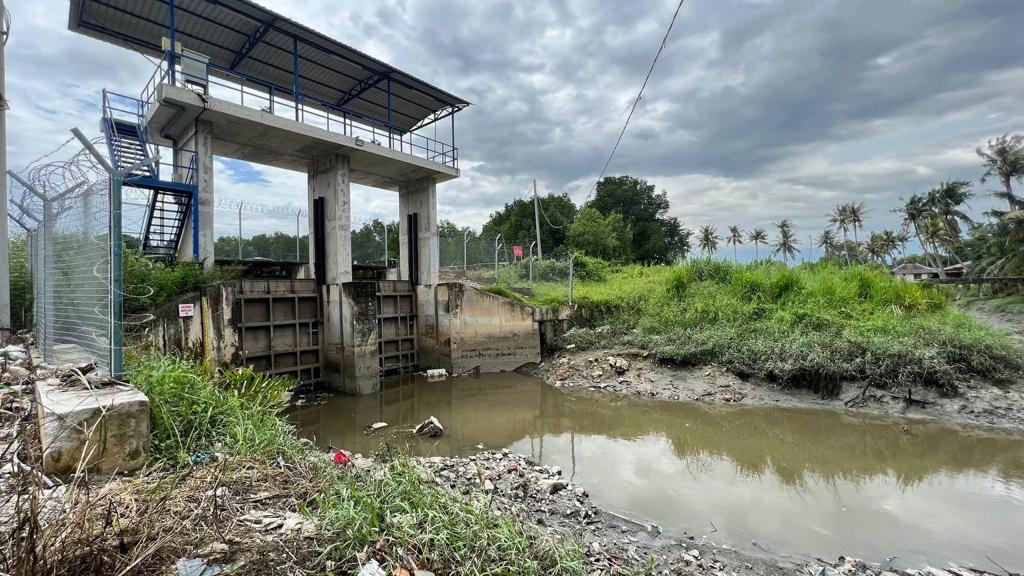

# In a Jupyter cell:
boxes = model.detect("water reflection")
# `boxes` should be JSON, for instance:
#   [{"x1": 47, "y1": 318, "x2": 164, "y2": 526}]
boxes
[{"x1": 290, "y1": 372, "x2": 1024, "y2": 570}]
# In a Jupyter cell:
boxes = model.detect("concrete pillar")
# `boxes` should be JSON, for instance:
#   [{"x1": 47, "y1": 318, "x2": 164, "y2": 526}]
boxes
[
  {"x1": 307, "y1": 153, "x2": 352, "y2": 284},
  {"x1": 340, "y1": 282, "x2": 379, "y2": 394},
  {"x1": 398, "y1": 177, "x2": 438, "y2": 286},
  {"x1": 176, "y1": 121, "x2": 214, "y2": 269}
]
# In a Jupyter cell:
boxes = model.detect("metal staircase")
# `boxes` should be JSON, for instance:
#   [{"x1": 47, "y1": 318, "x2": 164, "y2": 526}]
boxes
[{"x1": 102, "y1": 90, "x2": 197, "y2": 259}]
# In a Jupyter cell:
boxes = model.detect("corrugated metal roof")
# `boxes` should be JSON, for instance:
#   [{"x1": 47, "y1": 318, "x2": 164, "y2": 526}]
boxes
[{"x1": 68, "y1": 0, "x2": 469, "y2": 133}]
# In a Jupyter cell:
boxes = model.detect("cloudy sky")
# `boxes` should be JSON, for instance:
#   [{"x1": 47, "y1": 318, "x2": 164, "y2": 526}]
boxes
[{"x1": 6, "y1": 0, "x2": 1024, "y2": 257}]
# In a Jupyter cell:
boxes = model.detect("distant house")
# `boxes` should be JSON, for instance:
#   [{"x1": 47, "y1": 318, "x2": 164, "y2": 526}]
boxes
[
  {"x1": 943, "y1": 262, "x2": 971, "y2": 278},
  {"x1": 892, "y1": 262, "x2": 940, "y2": 281}
]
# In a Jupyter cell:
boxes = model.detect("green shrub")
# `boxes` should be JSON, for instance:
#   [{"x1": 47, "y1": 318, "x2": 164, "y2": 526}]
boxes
[
  {"x1": 528, "y1": 261, "x2": 1024, "y2": 391},
  {"x1": 124, "y1": 250, "x2": 241, "y2": 315},
  {"x1": 127, "y1": 355, "x2": 299, "y2": 466}
]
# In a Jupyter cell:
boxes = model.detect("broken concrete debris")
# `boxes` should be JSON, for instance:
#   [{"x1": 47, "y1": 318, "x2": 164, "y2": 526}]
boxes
[{"x1": 413, "y1": 416, "x2": 444, "y2": 438}]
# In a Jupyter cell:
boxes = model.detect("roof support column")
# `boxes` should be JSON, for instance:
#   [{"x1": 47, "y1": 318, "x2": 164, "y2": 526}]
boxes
[{"x1": 292, "y1": 36, "x2": 300, "y2": 122}]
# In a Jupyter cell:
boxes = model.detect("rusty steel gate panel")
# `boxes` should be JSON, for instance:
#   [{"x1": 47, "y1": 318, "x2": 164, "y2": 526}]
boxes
[
  {"x1": 376, "y1": 281, "x2": 417, "y2": 374},
  {"x1": 237, "y1": 279, "x2": 322, "y2": 383}
]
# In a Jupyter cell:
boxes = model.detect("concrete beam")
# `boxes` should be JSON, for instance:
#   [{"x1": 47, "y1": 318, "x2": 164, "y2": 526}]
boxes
[{"x1": 398, "y1": 177, "x2": 439, "y2": 286}]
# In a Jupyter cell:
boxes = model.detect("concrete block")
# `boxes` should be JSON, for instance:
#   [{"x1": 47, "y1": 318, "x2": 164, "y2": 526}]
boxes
[{"x1": 35, "y1": 378, "x2": 149, "y2": 475}]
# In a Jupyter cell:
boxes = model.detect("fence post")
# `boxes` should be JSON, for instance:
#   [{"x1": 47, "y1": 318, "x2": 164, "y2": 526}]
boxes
[
  {"x1": 237, "y1": 202, "x2": 243, "y2": 259},
  {"x1": 528, "y1": 241, "x2": 535, "y2": 291},
  {"x1": 494, "y1": 234, "x2": 502, "y2": 282},
  {"x1": 463, "y1": 230, "x2": 468, "y2": 273},
  {"x1": 568, "y1": 253, "x2": 575, "y2": 305},
  {"x1": 295, "y1": 209, "x2": 301, "y2": 262},
  {"x1": 110, "y1": 175, "x2": 124, "y2": 378}
]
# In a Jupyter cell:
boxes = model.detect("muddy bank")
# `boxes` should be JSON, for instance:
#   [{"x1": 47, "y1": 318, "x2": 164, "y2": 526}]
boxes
[
  {"x1": 413, "y1": 448, "x2": 1002, "y2": 576},
  {"x1": 534, "y1": 347, "x2": 1024, "y2": 430}
]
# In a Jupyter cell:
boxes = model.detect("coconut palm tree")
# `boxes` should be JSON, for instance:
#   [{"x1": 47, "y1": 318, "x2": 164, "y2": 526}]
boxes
[
  {"x1": 977, "y1": 133, "x2": 1024, "y2": 215},
  {"x1": 895, "y1": 194, "x2": 944, "y2": 276},
  {"x1": 828, "y1": 204, "x2": 852, "y2": 266},
  {"x1": 726, "y1": 225, "x2": 744, "y2": 262},
  {"x1": 926, "y1": 180, "x2": 973, "y2": 264},
  {"x1": 747, "y1": 227, "x2": 768, "y2": 260},
  {"x1": 895, "y1": 229, "x2": 912, "y2": 260},
  {"x1": 816, "y1": 229, "x2": 838, "y2": 259},
  {"x1": 697, "y1": 225, "x2": 720, "y2": 256},
  {"x1": 773, "y1": 219, "x2": 799, "y2": 264},
  {"x1": 848, "y1": 201, "x2": 866, "y2": 260}
]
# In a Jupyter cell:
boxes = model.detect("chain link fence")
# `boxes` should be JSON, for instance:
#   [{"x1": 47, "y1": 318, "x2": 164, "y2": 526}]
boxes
[
  {"x1": 8, "y1": 137, "x2": 113, "y2": 370},
  {"x1": 439, "y1": 234, "x2": 576, "y2": 302}
]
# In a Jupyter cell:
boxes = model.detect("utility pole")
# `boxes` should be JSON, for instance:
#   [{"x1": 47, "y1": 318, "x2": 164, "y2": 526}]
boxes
[
  {"x1": 532, "y1": 179, "x2": 543, "y2": 260},
  {"x1": 0, "y1": 1, "x2": 11, "y2": 338},
  {"x1": 462, "y1": 229, "x2": 468, "y2": 272}
]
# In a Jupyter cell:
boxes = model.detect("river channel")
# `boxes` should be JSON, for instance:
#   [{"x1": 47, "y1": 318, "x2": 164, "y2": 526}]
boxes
[{"x1": 289, "y1": 372, "x2": 1024, "y2": 571}]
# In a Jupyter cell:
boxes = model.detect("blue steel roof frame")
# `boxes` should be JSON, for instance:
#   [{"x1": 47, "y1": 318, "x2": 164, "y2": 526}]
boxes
[{"x1": 69, "y1": 0, "x2": 470, "y2": 134}]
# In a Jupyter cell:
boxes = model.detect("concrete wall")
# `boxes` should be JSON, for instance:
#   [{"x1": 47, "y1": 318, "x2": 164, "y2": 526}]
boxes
[
  {"x1": 137, "y1": 282, "x2": 240, "y2": 366},
  {"x1": 429, "y1": 282, "x2": 541, "y2": 375}
]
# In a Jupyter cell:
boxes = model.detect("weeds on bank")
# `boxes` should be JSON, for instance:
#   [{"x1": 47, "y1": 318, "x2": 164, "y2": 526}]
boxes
[
  {"x1": 538, "y1": 259, "x2": 1023, "y2": 391},
  {"x1": 317, "y1": 445, "x2": 587, "y2": 576},
  {"x1": 127, "y1": 355, "x2": 301, "y2": 466},
  {"x1": 4, "y1": 354, "x2": 587, "y2": 575}
]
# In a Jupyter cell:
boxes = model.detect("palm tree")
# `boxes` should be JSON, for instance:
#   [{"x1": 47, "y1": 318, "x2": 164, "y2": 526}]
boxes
[
  {"x1": 895, "y1": 194, "x2": 944, "y2": 276},
  {"x1": 697, "y1": 225, "x2": 720, "y2": 256},
  {"x1": 726, "y1": 225, "x2": 744, "y2": 262},
  {"x1": 926, "y1": 180, "x2": 973, "y2": 264},
  {"x1": 773, "y1": 219, "x2": 799, "y2": 264},
  {"x1": 848, "y1": 201, "x2": 866, "y2": 260},
  {"x1": 977, "y1": 133, "x2": 1024, "y2": 215},
  {"x1": 828, "y1": 204, "x2": 852, "y2": 266},
  {"x1": 816, "y1": 229, "x2": 838, "y2": 259},
  {"x1": 747, "y1": 227, "x2": 768, "y2": 259},
  {"x1": 895, "y1": 229, "x2": 912, "y2": 260}
]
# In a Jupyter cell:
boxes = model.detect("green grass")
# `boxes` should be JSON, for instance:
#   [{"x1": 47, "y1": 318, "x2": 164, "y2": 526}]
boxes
[
  {"x1": 957, "y1": 291, "x2": 1024, "y2": 315},
  {"x1": 316, "y1": 445, "x2": 586, "y2": 576},
  {"x1": 126, "y1": 354, "x2": 588, "y2": 575},
  {"x1": 127, "y1": 354, "x2": 301, "y2": 466},
  {"x1": 528, "y1": 259, "x2": 1024, "y2": 391}
]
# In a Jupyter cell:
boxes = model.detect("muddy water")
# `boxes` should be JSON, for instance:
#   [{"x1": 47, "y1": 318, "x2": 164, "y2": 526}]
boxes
[{"x1": 289, "y1": 373, "x2": 1024, "y2": 571}]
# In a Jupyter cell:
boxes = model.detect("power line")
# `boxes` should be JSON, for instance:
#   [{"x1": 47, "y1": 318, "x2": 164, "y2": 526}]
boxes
[{"x1": 586, "y1": 0, "x2": 686, "y2": 202}]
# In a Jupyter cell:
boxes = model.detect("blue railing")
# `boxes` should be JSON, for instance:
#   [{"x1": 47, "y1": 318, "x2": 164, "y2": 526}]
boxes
[
  {"x1": 141, "y1": 52, "x2": 459, "y2": 169},
  {"x1": 102, "y1": 89, "x2": 199, "y2": 185}
]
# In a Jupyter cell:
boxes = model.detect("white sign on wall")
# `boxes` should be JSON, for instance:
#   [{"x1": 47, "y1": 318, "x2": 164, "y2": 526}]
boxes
[{"x1": 178, "y1": 303, "x2": 195, "y2": 317}]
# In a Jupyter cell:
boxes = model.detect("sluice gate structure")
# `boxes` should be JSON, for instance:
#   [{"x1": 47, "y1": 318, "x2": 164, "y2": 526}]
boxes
[{"x1": 70, "y1": 0, "x2": 543, "y2": 392}]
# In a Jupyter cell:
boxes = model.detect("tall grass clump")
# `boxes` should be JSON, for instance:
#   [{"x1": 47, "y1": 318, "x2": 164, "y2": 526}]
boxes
[
  {"x1": 127, "y1": 355, "x2": 300, "y2": 465},
  {"x1": 316, "y1": 446, "x2": 587, "y2": 576},
  {"x1": 541, "y1": 261, "x2": 1024, "y2": 392}
]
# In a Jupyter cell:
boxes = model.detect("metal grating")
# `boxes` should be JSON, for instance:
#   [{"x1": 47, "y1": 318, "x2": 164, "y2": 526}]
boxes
[
  {"x1": 376, "y1": 281, "x2": 416, "y2": 374},
  {"x1": 236, "y1": 279, "x2": 321, "y2": 384}
]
